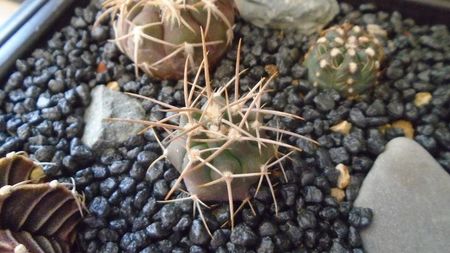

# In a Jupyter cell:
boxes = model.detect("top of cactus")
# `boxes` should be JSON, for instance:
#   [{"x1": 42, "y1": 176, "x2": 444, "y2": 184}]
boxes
[
  {"x1": 304, "y1": 23, "x2": 384, "y2": 97},
  {"x1": 96, "y1": 0, "x2": 235, "y2": 78}
]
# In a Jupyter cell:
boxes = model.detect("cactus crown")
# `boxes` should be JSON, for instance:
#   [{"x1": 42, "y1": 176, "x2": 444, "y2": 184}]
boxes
[
  {"x1": 97, "y1": 0, "x2": 235, "y2": 79},
  {"x1": 112, "y1": 32, "x2": 317, "y2": 233},
  {"x1": 304, "y1": 23, "x2": 384, "y2": 97}
]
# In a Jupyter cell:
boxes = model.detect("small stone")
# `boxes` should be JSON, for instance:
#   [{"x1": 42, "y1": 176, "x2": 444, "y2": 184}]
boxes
[
  {"x1": 355, "y1": 137, "x2": 450, "y2": 252},
  {"x1": 330, "y1": 188, "x2": 345, "y2": 202},
  {"x1": 119, "y1": 177, "x2": 136, "y2": 195},
  {"x1": 387, "y1": 101, "x2": 404, "y2": 118},
  {"x1": 330, "y1": 121, "x2": 352, "y2": 135},
  {"x1": 314, "y1": 92, "x2": 335, "y2": 112},
  {"x1": 348, "y1": 207, "x2": 373, "y2": 228},
  {"x1": 189, "y1": 220, "x2": 210, "y2": 245},
  {"x1": 329, "y1": 147, "x2": 350, "y2": 164},
  {"x1": 336, "y1": 164, "x2": 350, "y2": 189},
  {"x1": 91, "y1": 25, "x2": 109, "y2": 42},
  {"x1": 386, "y1": 65, "x2": 404, "y2": 80},
  {"x1": 89, "y1": 197, "x2": 110, "y2": 217},
  {"x1": 349, "y1": 108, "x2": 367, "y2": 128},
  {"x1": 82, "y1": 85, "x2": 145, "y2": 151},
  {"x1": 34, "y1": 145, "x2": 56, "y2": 162},
  {"x1": 257, "y1": 237, "x2": 274, "y2": 253},
  {"x1": 414, "y1": 92, "x2": 432, "y2": 107},
  {"x1": 343, "y1": 132, "x2": 365, "y2": 154},
  {"x1": 304, "y1": 186, "x2": 323, "y2": 203},
  {"x1": 145, "y1": 222, "x2": 169, "y2": 239},
  {"x1": 230, "y1": 224, "x2": 258, "y2": 247},
  {"x1": 234, "y1": 0, "x2": 339, "y2": 34},
  {"x1": 258, "y1": 221, "x2": 277, "y2": 236},
  {"x1": 264, "y1": 64, "x2": 278, "y2": 76},
  {"x1": 366, "y1": 99, "x2": 386, "y2": 117}
]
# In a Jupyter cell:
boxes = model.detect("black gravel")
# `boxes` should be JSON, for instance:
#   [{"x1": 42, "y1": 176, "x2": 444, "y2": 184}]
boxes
[{"x1": 0, "y1": 1, "x2": 449, "y2": 253}]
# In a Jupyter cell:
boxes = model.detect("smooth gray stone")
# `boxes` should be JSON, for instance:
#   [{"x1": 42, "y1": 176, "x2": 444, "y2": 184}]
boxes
[
  {"x1": 354, "y1": 137, "x2": 450, "y2": 253},
  {"x1": 234, "y1": 0, "x2": 339, "y2": 34},
  {"x1": 82, "y1": 85, "x2": 145, "y2": 151}
]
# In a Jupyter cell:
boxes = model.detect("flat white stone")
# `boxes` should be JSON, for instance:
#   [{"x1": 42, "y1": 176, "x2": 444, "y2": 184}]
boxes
[
  {"x1": 354, "y1": 137, "x2": 450, "y2": 253},
  {"x1": 82, "y1": 85, "x2": 145, "y2": 151}
]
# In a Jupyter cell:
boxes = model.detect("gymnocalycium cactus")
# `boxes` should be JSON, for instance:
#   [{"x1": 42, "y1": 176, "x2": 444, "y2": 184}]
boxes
[
  {"x1": 111, "y1": 32, "x2": 317, "y2": 234},
  {"x1": 304, "y1": 23, "x2": 384, "y2": 97},
  {"x1": 0, "y1": 152, "x2": 85, "y2": 253},
  {"x1": 98, "y1": 0, "x2": 235, "y2": 79}
]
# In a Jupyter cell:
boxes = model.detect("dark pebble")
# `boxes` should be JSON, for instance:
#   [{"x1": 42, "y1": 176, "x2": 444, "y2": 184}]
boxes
[
  {"x1": 348, "y1": 207, "x2": 373, "y2": 228},
  {"x1": 189, "y1": 220, "x2": 210, "y2": 245},
  {"x1": 230, "y1": 224, "x2": 258, "y2": 247},
  {"x1": 119, "y1": 177, "x2": 136, "y2": 195},
  {"x1": 314, "y1": 92, "x2": 335, "y2": 112},
  {"x1": 89, "y1": 197, "x2": 110, "y2": 218}
]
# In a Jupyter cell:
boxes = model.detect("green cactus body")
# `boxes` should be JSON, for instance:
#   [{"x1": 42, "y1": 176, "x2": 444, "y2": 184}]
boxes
[
  {"x1": 118, "y1": 35, "x2": 316, "y2": 231},
  {"x1": 304, "y1": 24, "x2": 384, "y2": 97},
  {"x1": 101, "y1": 0, "x2": 235, "y2": 79},
  {"x1": 166, "y1": 96, "x2": 277, "y2": 201}
]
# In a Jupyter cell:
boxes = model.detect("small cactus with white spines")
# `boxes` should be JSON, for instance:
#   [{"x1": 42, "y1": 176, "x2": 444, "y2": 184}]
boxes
[
  {"x1": 97, "y1": 0, "x2": 235, "y2": 79},
  {"x1": 304, "y1": 23, "x2": 384, "y2": 97}
]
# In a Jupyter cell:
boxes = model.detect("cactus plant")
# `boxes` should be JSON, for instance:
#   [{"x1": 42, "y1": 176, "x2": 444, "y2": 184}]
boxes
[
  {"x1": 98, "y1": 0, "x2": 235, "y2": 79},
  {"x1": 0, "y1": 151, "x2": 45, "y2": 186},
  {"x1": 112, "y1": 32, "x2": 317, "y2": 233},
  {"x1": 0, "y1": 152, "x2": 85, "y2": 252},
  {"x1": 0, "y1": 229, "x2": 71, "y2": 253},
  {"x1": 304, "y1": 23, "x2": 384, "y2": 97}
]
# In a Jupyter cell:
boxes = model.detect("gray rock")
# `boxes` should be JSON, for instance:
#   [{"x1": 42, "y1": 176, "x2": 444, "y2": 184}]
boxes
[
  {"x1": 82, "y1": 85, "x2": 145, "y2": 151},
  {"x1": 235, "y1": 0, "x2": 339, "y2": 34},
  {"x1": 354, "y1": 137, "x2": 450, "y2": 253}
]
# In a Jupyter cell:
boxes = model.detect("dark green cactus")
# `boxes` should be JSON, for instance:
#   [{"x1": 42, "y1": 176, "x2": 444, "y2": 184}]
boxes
[
  {"x1": 116, "y1": 35, "x2": 317, "y2": 233},
  {"x1": 304, "y1": 23, "x2": 384, "y2": 97},
  {"x1": 98, "y1": 0, "x2": 235, "y2": 79}
]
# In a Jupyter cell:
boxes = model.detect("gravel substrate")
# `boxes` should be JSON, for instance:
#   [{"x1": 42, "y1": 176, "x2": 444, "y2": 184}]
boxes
[{"x1": 1, "y1": 1, "x2": 449, "y2": 253}]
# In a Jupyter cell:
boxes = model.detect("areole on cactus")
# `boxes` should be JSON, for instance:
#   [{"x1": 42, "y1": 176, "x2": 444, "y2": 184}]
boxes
[
  {"x1": 304, "y1": 23, "x2": 384, "y2": 97},
  {"x1": 97, "y1": 0, "x2": 235, "y2": 80},
  {"x1": 110, "y1": 30, "x2": 317, "y2": 234}
]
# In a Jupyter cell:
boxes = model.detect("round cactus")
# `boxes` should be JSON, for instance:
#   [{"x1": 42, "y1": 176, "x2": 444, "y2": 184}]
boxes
[
  {"x1": 98, "y1": 0, "x2": 235, "y2": 79},
  {"x1": 304, "y1": 23, "x2": 384, "y2": 97},
  {"x1": 113, "y1": 34, "x2": 317, "y2": 233},
  {"x1": 0, "y1": 152, "x2": 85, "y2": 252}
]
